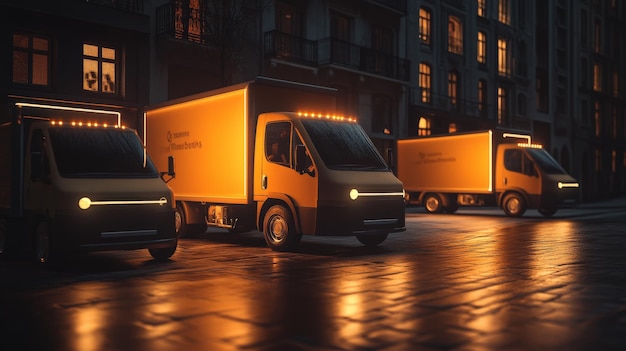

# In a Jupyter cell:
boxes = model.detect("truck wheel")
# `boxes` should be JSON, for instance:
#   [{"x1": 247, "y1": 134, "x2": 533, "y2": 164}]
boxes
[
  {"x1": 424, "y1": 194, "x2": 443, "y2": 213},
  {"x1": 356, "y1": 233, "x2": 388, "y2": 247},
  {"x1": 502, "y1": 193, "x2": 527, "y2": 217},
  {"x1": 174, "y1": 205, "x2": 187, "y2": 238},
  {"x1": 148, "y1": 244, "x2": 177, "y2": 261},
  {"x1": 538, "y1": 208, "x2": 557, "y2": 217},
  {"x1": 263, "y1": 205, "x2": 301, "y2": 252},
  {"x1": 35, "y1": 221, "x2": 55, "y2": 265}
]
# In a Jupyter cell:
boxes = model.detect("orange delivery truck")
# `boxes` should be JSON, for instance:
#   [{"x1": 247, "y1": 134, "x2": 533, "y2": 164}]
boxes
[
  {"x1": 396, "y1": 130, "x2": 580, "y2": 217},
  {"x1": 144, "y1": 77, "x2": 406, "y2": 251}
]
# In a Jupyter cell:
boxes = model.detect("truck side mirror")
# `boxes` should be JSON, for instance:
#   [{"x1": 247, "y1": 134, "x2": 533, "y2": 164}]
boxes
[
  {"x1": 295, "y1": 144, "x2": 314, "y2": 176},
  {"x1": 160, "y1": 156, "x2": 176, "y2": 183}
]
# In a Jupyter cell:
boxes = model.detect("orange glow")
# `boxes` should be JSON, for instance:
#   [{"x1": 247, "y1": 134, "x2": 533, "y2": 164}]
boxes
[
  {"x1": 296, "y1": 111, "x2": 357, "y2": 123},
  {"x1": 517, "y1": 143, "x2": 543, "y2": 149},
  {"x1": 52, "y1": 120, "x2": 124, "y2": 129}
]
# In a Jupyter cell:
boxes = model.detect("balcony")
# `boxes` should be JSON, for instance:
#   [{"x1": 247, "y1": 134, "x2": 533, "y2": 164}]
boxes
[
  {"x1": 264, "y1": 31, "x2": 318, "y2": 66},
  {"x1": 156, "y1": 1, "x2": 208, "y2": 44},
  {"x1": 264, "y1": 31, "x2": 409, "y2": 82},
  {"x1": 318, "y1": 38, "x2": 410, "y2": 81},
  {"x1": 410, "y1": 88, "x2": 483, "y2": 118}
]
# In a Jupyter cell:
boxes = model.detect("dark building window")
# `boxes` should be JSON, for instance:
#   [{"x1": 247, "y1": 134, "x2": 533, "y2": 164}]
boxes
[{"x1": 13, "y1": 33, "x2": 49, "y2": 86}]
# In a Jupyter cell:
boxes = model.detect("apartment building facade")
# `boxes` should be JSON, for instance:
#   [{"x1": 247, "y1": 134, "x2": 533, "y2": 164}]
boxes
[{"x1": 3, "y1": 0, "x2": 625, "y2": 201}]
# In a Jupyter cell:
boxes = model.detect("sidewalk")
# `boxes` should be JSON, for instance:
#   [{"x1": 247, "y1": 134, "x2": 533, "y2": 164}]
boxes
[{"x1": 576, "y1": 196, "x2": 626, "y2": 209}]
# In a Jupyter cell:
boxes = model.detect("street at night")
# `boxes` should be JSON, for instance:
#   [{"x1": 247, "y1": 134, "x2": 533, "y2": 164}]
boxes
[{"x1": 1, "y1": 200, "x2": 625, "y2": 351}]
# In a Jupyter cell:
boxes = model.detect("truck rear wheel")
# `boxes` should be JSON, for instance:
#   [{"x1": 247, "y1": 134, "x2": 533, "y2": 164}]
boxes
[
  {"x1": 263, "y1": 205, "x2": 301, "y2": 252},
  {"x1": 424, "y1": 194, "x2": 443, "y2": 213},
  {"x1": 356, "y1": 233, "x2": 388, "y2": 247},
  {"x1": 502, "y1": 193, "x2": 526, "y2": 217}
]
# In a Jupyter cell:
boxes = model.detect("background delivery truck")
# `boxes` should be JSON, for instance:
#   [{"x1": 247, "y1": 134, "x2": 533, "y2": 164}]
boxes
[
  {"x1": 396, "y1": 130, "x2": 579, "y2": 217},
  {"x1": 0, "y1": 102, "x2": 177, "y2": 264},
  {"x1": 144, "y1": 77, "x2": 405, "y2": 251}
]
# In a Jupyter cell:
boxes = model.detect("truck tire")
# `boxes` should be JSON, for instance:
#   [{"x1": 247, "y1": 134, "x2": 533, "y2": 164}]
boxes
[
  {"x1": 538, "y1": 208, "x2": 557, "y2": 217},
  {"x1": 35, "y1": 221, "x2": 55, "y2": 265},
  {"x1": 148, "y1": 244, "x2": 177, "y2": 261},
  {"x1": 263, "y1": 205, "x2": 301, "y2": 252},
  {"x1": 356, "y1": 233, "x2": 388, "y2": 247},
  {"x1": 502, "y1": 193, "x2": 526, "y2": 217},
  {"x1": 424, "y1": 193, "x2": 443, "y2": 213}
]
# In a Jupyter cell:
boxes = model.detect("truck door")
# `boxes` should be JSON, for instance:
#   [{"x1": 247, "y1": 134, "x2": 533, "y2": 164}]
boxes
[
  {"x1": 24, "y1": 128, "x2": 52, "y2": 211},
  {"x1": 496, "y1": 145, "x2": 541, "y2": 207},
  {"x1": 261, "y1": 121, "x2": 318, "y2": 234}
]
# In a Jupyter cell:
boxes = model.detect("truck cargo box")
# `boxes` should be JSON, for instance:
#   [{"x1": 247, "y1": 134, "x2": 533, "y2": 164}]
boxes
[{"x1": 397, "y1": 131, "x2": 494, "y2": 194}]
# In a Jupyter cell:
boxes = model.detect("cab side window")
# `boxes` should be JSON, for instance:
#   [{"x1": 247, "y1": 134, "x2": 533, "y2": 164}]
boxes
[
  {"x1": 265, "y1": 122, "x2": 291, "y2": 166},
  {"x1": 504, "y1": 149, "x2": 537, "y2": 177}
]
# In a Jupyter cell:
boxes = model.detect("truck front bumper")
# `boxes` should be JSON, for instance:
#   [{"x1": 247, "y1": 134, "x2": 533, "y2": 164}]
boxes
[{"x1": 315, "y1": 197, "x2": 406, "y2": 236}]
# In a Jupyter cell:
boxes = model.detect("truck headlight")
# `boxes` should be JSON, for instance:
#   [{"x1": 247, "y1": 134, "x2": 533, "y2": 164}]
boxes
[
  {"x1": 349, "y1": 188, "x2": 359, "y2": 200},
  {"x1": 78, "y1": 197, "x2": 92, "y2": 210}
]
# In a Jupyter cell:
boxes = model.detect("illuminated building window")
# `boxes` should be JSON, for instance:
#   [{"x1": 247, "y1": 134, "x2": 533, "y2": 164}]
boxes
[
  {"x1": 448, "y1": 70, "x2": 459, "y2": 106},
  {"x1": 12, "y1": 33, "x2": 49, "y2": 86},
  {"x1": 477, "y1": 0, "x2": 486, "y2": 17},
  {"x1": 593, "y1": 63, "x2": 602, "y2": 92},
  {"x1": 497, "y1": 86, "x2": 507, "y2": 125},
  {"x1": 497, "y1": 37, "x2": 511, "y2": 76},
  {"x1": 449, "y1": 123, "x2": 457, "y2": 133},
  {"x1": 448, "y1": 16, "x2": 463, "y2": 54},
  {"x1": 499, "y1": 0, "x2": 511, "y2": 25},
  {"x1": 83, "y1": 43, "x2": 117, "y2": 94},
  {"x1": 418, "y1": 116, "x2": 431, "y2": 136},
  {"x1": 594, "y1": 101, "x2": 601, "y2": 137},
  {"x1": 276, "y1": 1, "x2": 305, "y2": 58},
  {"x1": 477, "y1": 31, "x2": 487, "y2": 64},
  {"x1": 478, "y1": 79, "x2": 487, "y2": 113},
  {"x1": 419, "y1": 7, "x2": 432, "y2": 45},
  {"x1": 419, "y1": 63, "x2": 432, "y2": 104},
  {"x1": 175, "y1": 0, "x2": 203, "y2": 43}
]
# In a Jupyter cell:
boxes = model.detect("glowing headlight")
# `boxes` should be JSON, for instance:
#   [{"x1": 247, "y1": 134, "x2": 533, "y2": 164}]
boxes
[
  {"x1": 78, "y1": 197, "x2": 92, "y2": 210},
  {"x1": 349, "y1": 188, "x2": 359, "y2": 200},
  {"x1": 558, "y1": 182, "x2": 580, "y2": 189}
]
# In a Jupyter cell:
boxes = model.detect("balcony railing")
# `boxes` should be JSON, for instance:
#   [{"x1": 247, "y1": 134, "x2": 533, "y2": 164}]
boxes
[
  {"x1": 410, "y1": 87, "x2": 484, "y2": 117},
  {"x1": 264, "y1": 31, "x2": 318, "y2": 66},
  {"x1": 318, "y1": 37, "x2": 410, "y2": 81},
  {"x1": 366, "y1": 0, "x2": 406, "y2": 13},
  {"x1": 79, "y1": 0, "x2": 143, "y2": 13},
  {"x1": 263, "y1": 32, "x2": 409, "y2": 81}
]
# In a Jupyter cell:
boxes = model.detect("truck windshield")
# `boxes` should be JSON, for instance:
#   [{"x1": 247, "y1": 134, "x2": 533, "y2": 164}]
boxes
[
  {"x1": 526, "y1": 148, "x2": 567, "y2": 174},
  {"x1": 301, "y1": 119, "x2": 388, "y2": 171},
  {"x1": 48, "y1": 128, "x2": 158, "y2": 178}
]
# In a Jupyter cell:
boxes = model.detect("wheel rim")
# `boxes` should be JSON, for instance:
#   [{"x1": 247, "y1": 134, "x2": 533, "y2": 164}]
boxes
[
  {"x1": 174, "y1": 210, "x2": 183, "y2": 234},
  {"x1": 506, "y1": 197, "x2": 520, "y2": 214},
  {"x1": 268, "y1": 215, "x2": 287, "y2": 243},
  {"x1": 425, "y1": 196, "x2": 440, "y2": 212}
]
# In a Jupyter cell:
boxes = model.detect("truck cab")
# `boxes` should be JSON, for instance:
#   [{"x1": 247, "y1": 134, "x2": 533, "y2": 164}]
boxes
[
  {"x1": 1, "y1": 104, "x2": 177, "y2": 264},
  {"x1": 254, "y1": 112, "x2": 406, "y2": 250},
  {"x1": 496, "y1": 143, "x2": 579, "y2": 216}
]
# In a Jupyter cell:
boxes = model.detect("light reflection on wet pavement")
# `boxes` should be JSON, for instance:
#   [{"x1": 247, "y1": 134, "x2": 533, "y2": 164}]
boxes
[{"x1": 1, "y1": 205, "x2": 626, "y2": 351}]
